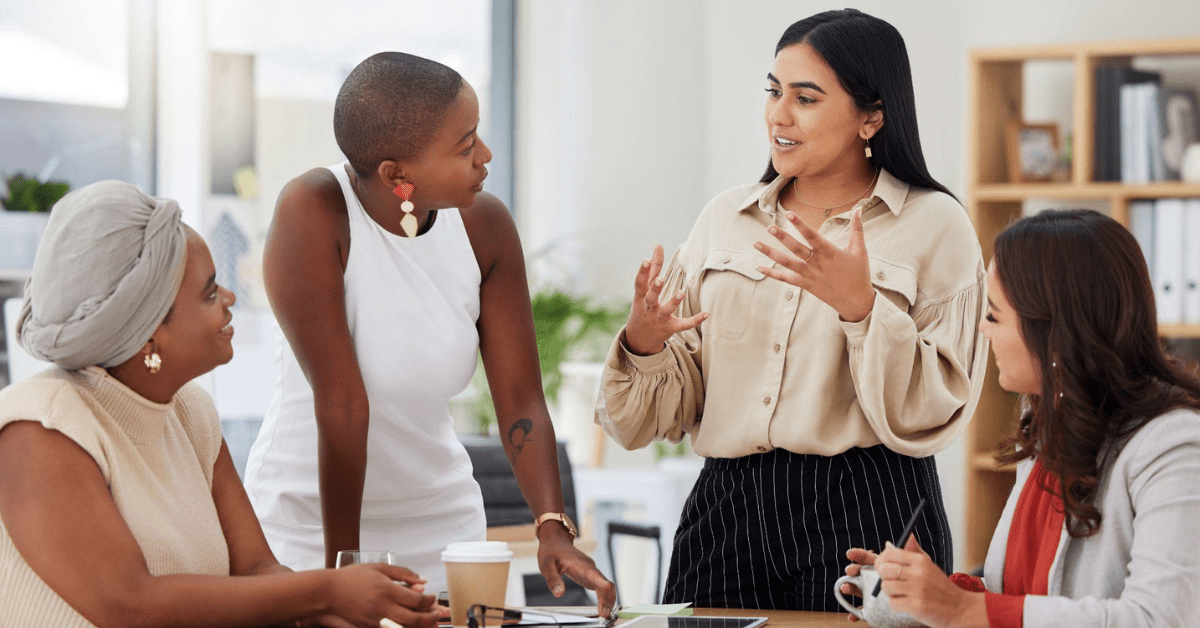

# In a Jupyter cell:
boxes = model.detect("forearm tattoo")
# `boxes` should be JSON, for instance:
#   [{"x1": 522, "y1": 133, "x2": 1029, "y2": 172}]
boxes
[{"x1": 507, "y1": 418, "x2": 534, "y2": 455}]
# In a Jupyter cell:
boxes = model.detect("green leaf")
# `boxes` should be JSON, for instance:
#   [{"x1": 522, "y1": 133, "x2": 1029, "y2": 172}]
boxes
[{"x1": 2, "y1": 172, "x2": 69, "y2": 212}]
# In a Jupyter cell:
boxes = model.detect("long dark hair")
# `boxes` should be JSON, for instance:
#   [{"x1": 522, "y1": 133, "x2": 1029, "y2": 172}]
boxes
[
  {"x1": 994, "y1": 209, "x2": 1200, "y2": 537},
  {"x1": 760, "y1": 9, "x2": 953, "y2": 199}
]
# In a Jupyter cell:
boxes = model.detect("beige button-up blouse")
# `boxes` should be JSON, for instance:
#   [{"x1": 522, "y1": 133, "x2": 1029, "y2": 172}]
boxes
[{"x1": 597, "y1": 169, "x2": 989, "y2": 459}]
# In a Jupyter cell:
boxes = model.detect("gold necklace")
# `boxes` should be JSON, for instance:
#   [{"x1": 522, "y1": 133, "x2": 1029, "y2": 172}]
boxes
[{"x1": 792, "y1": 169, "x2": 880, "y2": 218}]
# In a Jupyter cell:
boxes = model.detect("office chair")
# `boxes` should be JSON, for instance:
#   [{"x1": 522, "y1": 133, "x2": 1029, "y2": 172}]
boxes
[{"x1": 459, "y1": 435, "x2": 592, "y2": 606}]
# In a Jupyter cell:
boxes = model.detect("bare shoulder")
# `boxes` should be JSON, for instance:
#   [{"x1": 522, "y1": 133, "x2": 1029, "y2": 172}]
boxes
[
  {"x1": 460, "y1": 192, "x2": 520, "y2": 278},
  {"x1": 273, "y1": 167, "x2": 348, "y2": 226},
  {"x1": 0, "y1": 420, "x2": 97, "y2": 476},
  {"x1": 460, "y1": 191, "x2": 515, "y2": 235},
  {"x1": 265, "y1": 167, "x2": 351, "y2": 271}
]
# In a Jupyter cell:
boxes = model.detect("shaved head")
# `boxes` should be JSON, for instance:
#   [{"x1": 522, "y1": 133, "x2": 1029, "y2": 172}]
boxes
[{"x1": 334, "y1": 52, "x2": 464, "y2": 177}]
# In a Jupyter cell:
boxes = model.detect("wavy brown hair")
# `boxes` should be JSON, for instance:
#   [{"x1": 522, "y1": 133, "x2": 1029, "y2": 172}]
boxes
[{"x1": 993, "y1": 209, "x2": 1200, "y2": 537}]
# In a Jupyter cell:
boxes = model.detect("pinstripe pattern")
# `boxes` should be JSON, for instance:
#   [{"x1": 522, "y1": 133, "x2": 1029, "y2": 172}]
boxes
[{"x1": 663, "y1": 445, "x2": 951, "y2": 611}]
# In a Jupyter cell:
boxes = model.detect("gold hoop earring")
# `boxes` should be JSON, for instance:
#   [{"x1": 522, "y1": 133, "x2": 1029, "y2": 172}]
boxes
[{"x1": 144, "y1": 352, "x2": 162, "y2": 374}]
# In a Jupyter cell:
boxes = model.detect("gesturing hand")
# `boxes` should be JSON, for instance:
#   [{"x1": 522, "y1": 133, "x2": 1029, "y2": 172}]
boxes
[
  {"x1": 537, "y1": 527, "x2": 617, "y2": 617},
  {"x1": 754, "y1": 208, "x2": 875, "y2": 323},
  {"x1": 624, "y1": 245, "x2": 708, "y2": 356}
]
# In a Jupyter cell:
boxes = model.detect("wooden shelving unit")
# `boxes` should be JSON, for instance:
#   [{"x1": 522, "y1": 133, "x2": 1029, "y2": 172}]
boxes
[{"x1": 965, "y1": 38, "x2": 1200, "y2": 569}]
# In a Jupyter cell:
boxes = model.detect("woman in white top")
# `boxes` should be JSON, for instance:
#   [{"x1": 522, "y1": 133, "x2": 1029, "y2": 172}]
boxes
[
  {"x1": 599, "y1": 9, "x2": 987, "y2": 611},
  {"x1": 243, "y1": 52, "x2": 613, "y2": 611}
]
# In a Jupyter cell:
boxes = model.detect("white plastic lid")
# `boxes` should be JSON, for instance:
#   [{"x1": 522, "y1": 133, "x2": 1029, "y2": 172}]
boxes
[{"x1": 441, "y1": 541, "x2": 513, "y2": 563}]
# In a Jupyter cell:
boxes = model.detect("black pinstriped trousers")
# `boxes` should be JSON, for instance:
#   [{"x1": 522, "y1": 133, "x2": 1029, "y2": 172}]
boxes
[{"x1": 662, "y1": 445, "x2": 952, "y2": 611}]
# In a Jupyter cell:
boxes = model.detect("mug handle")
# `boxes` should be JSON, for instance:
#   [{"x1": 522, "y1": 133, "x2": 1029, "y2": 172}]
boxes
[{"x1": 833, "y1": 574, "x2": 865, "y2": 620}]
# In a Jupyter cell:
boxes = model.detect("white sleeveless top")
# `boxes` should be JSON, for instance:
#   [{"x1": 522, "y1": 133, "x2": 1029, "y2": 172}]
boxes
[{"x1": 244, "y1": 162, "x2": 486, "y2": 590}]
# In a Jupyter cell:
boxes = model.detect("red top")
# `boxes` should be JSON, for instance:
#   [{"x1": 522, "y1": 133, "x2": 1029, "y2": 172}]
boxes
[{"x1": 984, "y1": 459, "x2": 1065, "y2": 628}]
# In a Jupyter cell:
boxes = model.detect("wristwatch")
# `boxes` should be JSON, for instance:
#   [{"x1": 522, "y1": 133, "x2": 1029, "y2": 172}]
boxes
[{"x1": 534, "y1": 512, "x2": 579, "y2": 538}]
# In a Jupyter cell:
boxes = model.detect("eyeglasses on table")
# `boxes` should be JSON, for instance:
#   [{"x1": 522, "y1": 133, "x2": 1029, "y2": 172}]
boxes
[{"x1": 466, "y1": 604, "x2": 618, "y2": 628}]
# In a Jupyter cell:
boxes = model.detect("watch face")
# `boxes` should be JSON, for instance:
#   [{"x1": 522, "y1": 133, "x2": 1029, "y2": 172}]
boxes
[{"x1": 563, "y1": 514, "x2": 578, "y2": 536}]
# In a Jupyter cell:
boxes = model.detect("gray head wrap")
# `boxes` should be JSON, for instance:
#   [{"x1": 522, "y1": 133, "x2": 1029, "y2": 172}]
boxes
[{"x1": 18, "y1": 180, "x2": 188, "y2": 371}]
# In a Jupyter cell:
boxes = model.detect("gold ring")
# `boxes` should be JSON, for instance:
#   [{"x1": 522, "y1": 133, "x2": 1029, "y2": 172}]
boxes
[{"x1": 804, "y1": 249, "x2": 815, "y2": 262}]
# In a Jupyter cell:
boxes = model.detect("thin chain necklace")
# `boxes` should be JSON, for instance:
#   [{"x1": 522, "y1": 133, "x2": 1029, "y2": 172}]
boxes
[{"x1": 792, "y1": 168, "x2": 880, "y2": 218}]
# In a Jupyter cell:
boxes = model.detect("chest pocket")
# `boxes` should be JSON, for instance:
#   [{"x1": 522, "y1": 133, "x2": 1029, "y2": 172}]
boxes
[
  {"x1": 699, "y1": 250, "x2": 767, "y2": 340},
  {"x1": 868, "y1": 256, "x2": 918, "y2": 312}
]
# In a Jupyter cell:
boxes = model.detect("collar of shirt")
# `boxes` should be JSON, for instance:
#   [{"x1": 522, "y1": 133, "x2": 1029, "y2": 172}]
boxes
[{"x1": 735, "y1": 168, "x2": 911, "y2": 218}]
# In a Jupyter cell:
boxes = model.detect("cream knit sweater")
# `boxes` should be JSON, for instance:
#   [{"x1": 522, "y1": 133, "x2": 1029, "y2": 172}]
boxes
[{"x1": 0, "y1": 367, "x2": 230, "y2": 627}]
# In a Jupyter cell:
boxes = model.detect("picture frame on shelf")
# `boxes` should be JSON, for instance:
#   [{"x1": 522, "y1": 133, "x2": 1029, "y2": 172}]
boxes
[
  {"x1": 1006, "y1": 121, "x2": 1060, "y2": 183},
  {"x1": 1160, "y1": 86, "x2": 1199, "y2": 180}
]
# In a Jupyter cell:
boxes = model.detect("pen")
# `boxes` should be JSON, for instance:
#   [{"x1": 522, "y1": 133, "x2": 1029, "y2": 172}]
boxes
[{"x1": 873, "y1": 496, "x2": 927, "y2": 597}]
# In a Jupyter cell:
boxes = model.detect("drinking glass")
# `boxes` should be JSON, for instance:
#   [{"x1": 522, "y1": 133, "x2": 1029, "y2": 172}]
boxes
[{"x1": 335, "y1": 550, "x2": 397, "y2": 568}]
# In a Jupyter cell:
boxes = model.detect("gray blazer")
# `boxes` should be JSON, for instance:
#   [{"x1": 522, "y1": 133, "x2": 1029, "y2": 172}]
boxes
[{"x1": 984, "y1": 408, "x2": 1200, "y2": 628}]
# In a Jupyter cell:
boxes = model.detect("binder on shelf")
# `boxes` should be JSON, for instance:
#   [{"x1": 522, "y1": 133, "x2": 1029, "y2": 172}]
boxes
[
  {"x1": 1154, "y1": 198, "x2": 1186, "y2": 325},
  {"x1": 1095, "y1": 66, "x2": 1160, "y2": 182},
  {"x1": 1129, "y1": 200, "x2": 1156, "y2": 280},
  {"x1": 1184, "y1": 198, "x2": 1200, "y2": 325}
]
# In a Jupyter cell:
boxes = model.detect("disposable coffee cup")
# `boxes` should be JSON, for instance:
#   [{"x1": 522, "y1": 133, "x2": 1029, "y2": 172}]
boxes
[{"x1": 442, "y1": 541, "x2": 513, "y2": 628}]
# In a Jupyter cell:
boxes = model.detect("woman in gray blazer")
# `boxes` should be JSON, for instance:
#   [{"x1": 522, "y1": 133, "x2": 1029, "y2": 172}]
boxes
[{"x1": 845, "y1": 209, "x2": 1200, "y2": 628}]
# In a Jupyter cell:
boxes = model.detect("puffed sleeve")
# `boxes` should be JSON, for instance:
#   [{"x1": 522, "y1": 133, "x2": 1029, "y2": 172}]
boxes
[
  {"x1": 596, "y1": 247, "x2": 706, "y2": 451},
  {"x1": 839, "y1": 261, "x2": 989, "y2": 458}
]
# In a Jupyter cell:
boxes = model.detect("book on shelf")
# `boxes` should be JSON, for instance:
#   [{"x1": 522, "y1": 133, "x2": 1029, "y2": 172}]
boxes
[
  {"x1": 1121, "y1": 82, "x2": 1168, "y2": 184},
  {"x1": 1094, "y1": 66, "x2": 1159, "y2": 182}
]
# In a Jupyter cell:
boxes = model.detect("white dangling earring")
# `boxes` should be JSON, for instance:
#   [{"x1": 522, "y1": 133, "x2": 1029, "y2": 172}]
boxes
[
  {"x1": 864, "y1": 139, "x2": 873, "y2": 159},
  {"x1": 393, "y1": 181, "x2": 418, "y2": 238}
]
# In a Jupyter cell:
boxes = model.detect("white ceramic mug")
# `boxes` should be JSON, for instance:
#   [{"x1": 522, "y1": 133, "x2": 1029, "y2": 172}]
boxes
[{"x1": 833, "y1": 565, "x2": 926, "y2": 628}]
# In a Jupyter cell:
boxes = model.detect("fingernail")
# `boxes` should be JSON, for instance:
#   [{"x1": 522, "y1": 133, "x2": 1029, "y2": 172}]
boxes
[
  {"x1": 642, "y1": 261, "x2": 649, "y2": 269},
  {"x1": 884, "y1": 542, "x2": 894, "y2": 550},
  {"x1": 554, "y1": 585, "x2": 565, "y2": 595},
  {"x1": 754, "y1": 242, "x2": 764, "y2": 251},
  {"x1": 767, "y1": 225, "x2": 778, "y2": 234},
  {"x1": 675, "y1": 291, "x2": 684, "y2": 299},
  {"x1": 786, "y1": 211, "x2": 797, "y2": 220},
  {"x1": 655, "y1": 279, "x2": 663, "y2": 287}
]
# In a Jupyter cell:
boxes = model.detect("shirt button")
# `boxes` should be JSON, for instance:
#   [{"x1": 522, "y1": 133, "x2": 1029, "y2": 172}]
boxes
[
  {"x1": 724, "y1": 257, "x2": 732, "y2": 264},
  {"x1": 763, "y1": 397, "x2": 771, "y2": 405},
  {"x1": 757, "y1": 446, "x2": 767, "y2": 452},
  {"x1": 773, "y1": 343, "x2": 781, "y2": 353},
  {"x1": 785, "y1": 291, "x2": 794, "y2": 300},
  {"x1": 876, "y1": 271, "x2": 886, "y2": 281}
]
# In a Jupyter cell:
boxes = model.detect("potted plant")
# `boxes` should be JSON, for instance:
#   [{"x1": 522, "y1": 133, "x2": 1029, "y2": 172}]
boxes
[
  {"x1": 1, "y1": 171, "x2": 69, "y2": 269},
  {"x1": 466, "y1": 289, "x2": 628, "y2": 436}
]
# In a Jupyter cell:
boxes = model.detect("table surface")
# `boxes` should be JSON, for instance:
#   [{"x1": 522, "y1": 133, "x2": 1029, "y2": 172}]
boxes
[
  {"x1": 690, "y1": 608, "x2": 849, "y2": 628},
  {"x1": 544, "y1": 607, "x2": 850, "y2": 628}
]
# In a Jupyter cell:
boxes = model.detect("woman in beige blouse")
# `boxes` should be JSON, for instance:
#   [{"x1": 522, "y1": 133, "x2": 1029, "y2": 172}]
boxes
[
  {"x1": 598, "y1": 9, "x2": 988, "y2": 611},
  {"x1": 0, "y1": 181, "x2": 437, "y2": 628}
]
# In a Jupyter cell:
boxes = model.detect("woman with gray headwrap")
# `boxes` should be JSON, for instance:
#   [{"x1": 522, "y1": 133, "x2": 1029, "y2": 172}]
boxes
[{"x1": 0, "y1": 181, "x2": 438, "y2": 628}]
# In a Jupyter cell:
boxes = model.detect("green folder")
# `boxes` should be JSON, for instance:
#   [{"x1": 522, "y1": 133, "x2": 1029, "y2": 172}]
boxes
[{"x1": 616, "y1": 604, "x2": 694, "y2": 618}]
